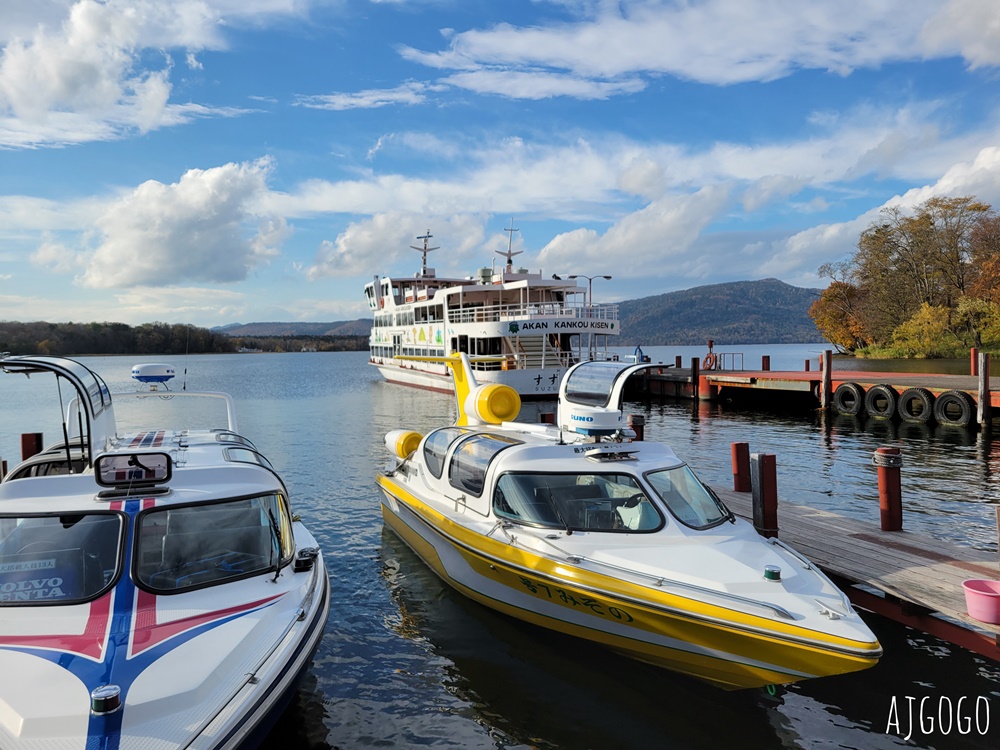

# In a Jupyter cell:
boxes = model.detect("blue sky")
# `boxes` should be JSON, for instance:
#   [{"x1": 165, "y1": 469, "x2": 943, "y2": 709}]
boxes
[{"x1": 1, "y1": 0, "x2": 999, "y2": 328}]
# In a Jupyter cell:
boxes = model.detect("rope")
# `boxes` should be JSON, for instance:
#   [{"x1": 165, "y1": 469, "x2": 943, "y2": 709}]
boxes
[{"x1": 871, "y1": 451, "x2": 903, "y2": 468}]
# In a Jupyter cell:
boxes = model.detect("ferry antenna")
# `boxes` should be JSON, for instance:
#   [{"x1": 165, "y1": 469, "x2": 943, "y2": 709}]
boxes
[
  {"x1": 410, "y1": 230, "x2": 439, "y2": 276},
  {"x1": 497, "y1": 217, "x2": 523, "y2": 270}
]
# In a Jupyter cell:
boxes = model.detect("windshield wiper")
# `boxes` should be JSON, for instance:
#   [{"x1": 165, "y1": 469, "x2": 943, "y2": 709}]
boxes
[{"x1": 266, "y1": 507, "x2": 282, "y2": 582}]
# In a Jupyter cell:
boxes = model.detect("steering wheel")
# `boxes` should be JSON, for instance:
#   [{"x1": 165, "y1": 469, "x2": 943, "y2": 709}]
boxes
[
  {"x1": 16, "y1": 540, "x2": 62, "y2": 554},
  {"x1": 615, "y1": 493, "x2": 645, "y2": 509}
]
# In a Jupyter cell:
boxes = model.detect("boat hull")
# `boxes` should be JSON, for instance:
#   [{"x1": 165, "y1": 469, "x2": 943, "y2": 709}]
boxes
[{"x1": 379, "y1": 483, "x2": 880, "y2": 690}]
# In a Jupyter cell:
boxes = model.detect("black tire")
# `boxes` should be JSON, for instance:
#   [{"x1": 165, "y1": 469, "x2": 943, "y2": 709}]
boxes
[
  {"x1": 897, "y1": 388, "x2": 934, "y2": 423},
  {"x1": 832, "y1": 382, "x2": 864, "y2": 415},
  {"x1": 863, "y1": 384, "x2": 897, "y2": 419},
  {"x1": 932, "y1": 390, "x2": 975, "y2": 428}
]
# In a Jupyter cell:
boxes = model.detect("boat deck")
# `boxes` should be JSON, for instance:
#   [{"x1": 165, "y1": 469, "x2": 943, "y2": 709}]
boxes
[{"x1": 713, "y1": 485, "x2": 1000, "y2": 657}]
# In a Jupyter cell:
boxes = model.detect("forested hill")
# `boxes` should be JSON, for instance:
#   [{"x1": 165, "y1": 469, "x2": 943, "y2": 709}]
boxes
[
  {"x1": 617, "y1": 278, "x2": 823, "y2": 345},
  {"x1": 216, "y1": 320, "x2": 370, "y2": 336}
]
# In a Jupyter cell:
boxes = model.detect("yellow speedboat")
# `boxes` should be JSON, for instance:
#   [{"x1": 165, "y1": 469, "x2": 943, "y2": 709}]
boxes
[{"x1": 376, "y1": 354, "x2": 881, "y2": 689}]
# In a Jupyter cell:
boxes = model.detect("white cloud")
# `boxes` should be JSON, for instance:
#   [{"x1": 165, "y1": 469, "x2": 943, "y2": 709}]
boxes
[
  {"x1": 442, "y1": 70, "x2": 646, "y2": 100},
  {"x1": 921, "y1": 0, "x2": 1000, "y2": 67},
  {"x1": 306, "y1": 212, "x2": 487, "y2": 279},
  {"x1": 0, "y1": 1, "x2": 289, "y2": 147},
  {"x1": 70, "y1": 158, "x2": 284, "y2": 288},
  {"x1": 537, "y1": 186, "x2": 731, "y2": 277},
  {"x1": 296, "y1": 81, "x2": 435, "y2": 110}
]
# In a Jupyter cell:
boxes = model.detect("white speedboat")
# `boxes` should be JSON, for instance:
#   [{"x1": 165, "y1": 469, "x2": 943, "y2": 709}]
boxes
[
  {"x1": 0, "y1": 356, "x2": 330, "y2": 748},
  {"x1": 376, "y1": 354, "x2": 882, "y2": 689},
  {"x1": 364, "y1": 226, "x2": 621, "y2": 397}
]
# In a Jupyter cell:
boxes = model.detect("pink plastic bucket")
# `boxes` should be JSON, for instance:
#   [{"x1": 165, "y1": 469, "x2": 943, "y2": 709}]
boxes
[{"x1": 962, "y1": 579, "x2": 1000, "y2": 624}]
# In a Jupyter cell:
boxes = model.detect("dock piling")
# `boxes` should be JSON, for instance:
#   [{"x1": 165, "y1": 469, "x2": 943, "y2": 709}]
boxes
[
  {"x1": 874, "y1": 447, "x2": 903, "y2": 531},
  {"x1": 750, "y1": 453, "x2": 778, "y2": 538},
  {"x1": 978, "y1": 352, "x2": 991, "y2": 428},
  {"x1": 628, "y1": 414, "x2": 645, "y2": 441},
  {"x1": 20, "y1": 433, "x2": 42, "y2": 461},
  {"x1": 731, "y1": 442, "x2": 751, "y2": 492}
]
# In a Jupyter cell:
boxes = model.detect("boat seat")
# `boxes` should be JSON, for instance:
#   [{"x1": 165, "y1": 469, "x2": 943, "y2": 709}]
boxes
[
  {"x1": 539, "y1": 484, "x2": 608, "y2": 528},
  {"x1": 616, "y1": 500, "x2": 660, "y2": 531}
]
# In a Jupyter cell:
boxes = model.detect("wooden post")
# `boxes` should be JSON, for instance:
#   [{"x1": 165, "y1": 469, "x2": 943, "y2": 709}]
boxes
[
  {"x1": 628, "y1": 414, "x2": 645, "y2": 441},
  {"x1": 971, "y1": 347, "x2": 979, "y2": 376},
  {"x1": 1, "y1": 459, "x2": 6, "y2": 480},
  {"x1": 750, "y1": 453, "x2": 778, "y2": 538},
  {"x1": 978, "y1": 352, "x2": 991, "y2": 428},
  {"x1": 875, "y1": 447, "x2": 903, "y2": 531},
  {"x1": 821, "y1": 349, "x2": 833, "y2": 409},
  {"x1": 539, "y1": 412, "x2": 556, "y2": 425},
  {"x1": 804, "y1": 360, "x2": 811, "y2": 372},
  {"x1": 731, "y1": 442, "x2": 751, "y2": 492},
  {"x1": 761, "y1": 355, "x2": 771, "y2": 372},
  {"x1": 691, "y1": 357, "x2": 699, "y2": 400},
  {"x1": 674, "y1": 355, "x2": 682, "y2": 368},
  {"x1": 21, "y1": 433, "x2": 43, "y2": 460}
]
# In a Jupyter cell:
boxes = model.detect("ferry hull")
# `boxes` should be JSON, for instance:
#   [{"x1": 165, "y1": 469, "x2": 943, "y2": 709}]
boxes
[
  {"x1": 379, "y1": 482, "x2": 880, "y2": 691},
  {"x1": 373, "y1": 360, "x2": 570, "y2": 398}
]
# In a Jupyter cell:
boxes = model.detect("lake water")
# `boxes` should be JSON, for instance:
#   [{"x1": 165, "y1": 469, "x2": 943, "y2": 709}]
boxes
[{"x1": 2, "y1": 348, "x2": 999, "y2": 749}]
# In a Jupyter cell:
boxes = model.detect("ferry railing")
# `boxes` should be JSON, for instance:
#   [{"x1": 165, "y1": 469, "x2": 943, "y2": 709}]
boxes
[{"x1": 448, "y1": 301, "x2": 619, "y2": 325}]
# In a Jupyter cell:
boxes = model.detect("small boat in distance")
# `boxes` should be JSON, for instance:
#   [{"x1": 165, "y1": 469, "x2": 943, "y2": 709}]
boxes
[
  {"x1": 364, "y1": 223, "x2": 621, "y2": 397},
  {"x1": 0, "y1": 355, "x2": 330, "y2": 749},
  {"x1": 375, "y1": 354, "x2": 882, "y2": 689}
]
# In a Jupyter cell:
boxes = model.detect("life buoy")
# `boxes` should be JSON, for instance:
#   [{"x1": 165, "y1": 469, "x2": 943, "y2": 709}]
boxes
[
  {"x1": 863, "y1": 384, "x2": 897, "y2": 419},
  {"x1": 897, "y1": 388, "x2": 934, "y2": 423},
  {"x1": 932, "y1": 390, "x2": 975, "y2": 428},
  {"x1": 832, "y1": 382, "x2": 863, "y2": 415},
  {"x1": 702, "y1": 353, "x2": 717, "y2": 370}
]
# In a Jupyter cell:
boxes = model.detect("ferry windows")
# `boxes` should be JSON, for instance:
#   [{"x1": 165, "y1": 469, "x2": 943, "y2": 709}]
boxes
[
  {"x1": 135, "y1": 494, "x2": 293, "y2": 593},
  {"x1": 645, "y1": 465, "x2": 729, "y2": 529},
  {"x1": 448, "y1": 434, "x2": 520, "y2": 497},
  {"x1": 0, "y1": 512, "x2": 123, "y2": 605},
  {"x1": 423, "y1": 427, "x2": 470, "y2": 479},
  {"x1": 493, "y1": 473, "x2": 662, "y2": 532}
]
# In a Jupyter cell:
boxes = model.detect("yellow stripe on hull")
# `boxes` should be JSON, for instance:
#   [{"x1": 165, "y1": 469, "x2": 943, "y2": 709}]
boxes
[{"x1": 378, "y1": 478, "x2": 880, "y2": 690}]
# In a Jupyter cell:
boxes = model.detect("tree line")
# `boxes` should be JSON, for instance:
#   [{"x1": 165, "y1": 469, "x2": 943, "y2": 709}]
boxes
[
  {"x1": 0, "y1": 321, "x2": 372, "y2": 356},
  {"x1": 809, "y1": 196, "x2": 1000, "y2": 357}
]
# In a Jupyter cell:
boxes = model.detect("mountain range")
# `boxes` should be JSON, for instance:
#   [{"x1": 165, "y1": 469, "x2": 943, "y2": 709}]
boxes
[{"x1": 217, "y1": 278, "x2": 823, "y2": 345}]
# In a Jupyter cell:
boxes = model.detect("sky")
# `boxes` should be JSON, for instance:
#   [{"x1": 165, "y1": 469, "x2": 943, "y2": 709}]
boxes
[{"x1": 1, "y1": 0, "x2": 999, "y2": 329}]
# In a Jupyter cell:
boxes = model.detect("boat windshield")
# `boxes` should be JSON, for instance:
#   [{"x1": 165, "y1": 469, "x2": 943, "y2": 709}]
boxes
[
  {"x1": 563, "y1": 362, "x2": 627, "y2": 406},
  {"x1": 493, "y1": 473, "x2": 662, "y2": 532},
  {"x1": 135, "y1": 495, "x2": 293, "y2": 593},
  {"x1": 645, "y1": 465, "x2": 729, "y2": 529},
  {"x1": 0, "y1": 512, "x2": 122, "y2": 605}
]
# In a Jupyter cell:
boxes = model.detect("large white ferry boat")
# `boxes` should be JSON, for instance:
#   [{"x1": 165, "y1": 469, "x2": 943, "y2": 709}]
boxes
[{"x1": 365, "y1": 228, "x2": 621, "y2": 397}]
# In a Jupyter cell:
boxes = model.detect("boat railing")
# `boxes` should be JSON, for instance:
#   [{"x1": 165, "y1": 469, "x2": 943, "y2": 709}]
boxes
[{"x1": 448, "y1": 301, "x2": 618, "y2": 325}]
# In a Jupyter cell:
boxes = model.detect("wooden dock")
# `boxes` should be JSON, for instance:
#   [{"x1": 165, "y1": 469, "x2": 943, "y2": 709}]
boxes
[
  {"x1": 634, "y1": 357, "x2": 996, "y2": 427},
  {"x1": 713, "y1": 485, "x2": 1000, "y2": 659}
]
